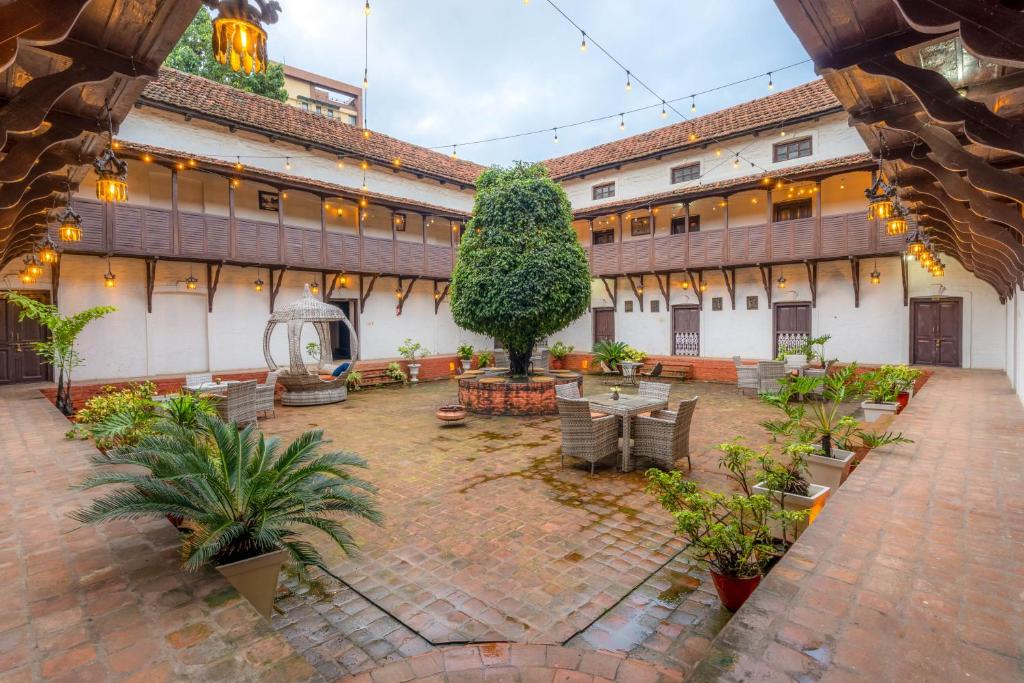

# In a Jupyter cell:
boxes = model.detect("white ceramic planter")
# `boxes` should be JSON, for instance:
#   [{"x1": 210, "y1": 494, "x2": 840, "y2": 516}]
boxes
[
  {"x1": 408, "y1": 363, "x2": 421, "y2": 383},
  {"x1": 861, "y1": 401, "x2": 898, "y2": 422},
  {"x1": 461, "y1": 359, "x2": 472, "y2": 372},
  {"x1": 806, "y1": 448, "x2": 855, "y2": 491},
  {"x1": 753, "y1": 482, "x2": 830, "y2": 541},
  {"x1": 216, "y1": 549, "x2": 287, "y2": 620}
]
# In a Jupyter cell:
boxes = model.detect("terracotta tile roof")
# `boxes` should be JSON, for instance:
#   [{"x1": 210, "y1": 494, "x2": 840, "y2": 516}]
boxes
[
  {"x1": 544, "y1": 79, "x2": 841, "y2": 180},
  {"x1": 140, "y1": 68, "x2": 486, "y2": 186},
  {"x1": 572, "y1": 152, "x2": 872, "y2": 218},
  {"x1": 119, "y1": 140, "x2": 471, "y2": 219}
]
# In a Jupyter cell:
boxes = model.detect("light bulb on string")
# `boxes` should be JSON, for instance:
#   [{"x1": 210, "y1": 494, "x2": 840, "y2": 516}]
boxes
[
  {"x1": 624, "y1": 71, "x2": 632, "y2": 92},
  {"x1": 285, "y1": 157, "x2": 291, "y2": 171},
  {"x1": 733, "y1": 155, "x2": 740, "y2": 169},
  {"x1": 363, "y1": 68, "x2": 368, "y2": 89},
  {"x1": 690, "y1": 95, "x2": 696, "y2": 113},
  {"x1": 451, "y1": 145, "x2": 457, "y2": 159},
  {"x1": 553, "y1": 128, "x2": 559, "y2": 144},
  {"x1": 580, "y1": 31, "x2": 587, "y2": 51},
  {"x1": 661, "y1": 101, "x2": 667, "y2": 119},
  {"x1": 619, "y1": 113, "x2": 625, "y2": 131},
  {"x1": 767, "y1": 72, "x2": 774, "y2": 90},
  {"x1": 337, "y1": 156, "x2": 344, "y2": 169},
  {"x1": 364, "y1": 1, "x2": 370, "y2": 15}
]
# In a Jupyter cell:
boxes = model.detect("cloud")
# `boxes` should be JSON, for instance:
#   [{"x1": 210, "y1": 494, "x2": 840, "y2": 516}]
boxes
[{"x1": 265, "y1": 0, "x2": 817, "y2": 166}]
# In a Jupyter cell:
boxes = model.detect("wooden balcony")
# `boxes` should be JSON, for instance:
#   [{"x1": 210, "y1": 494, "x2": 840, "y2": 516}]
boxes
[
  {"x1": 588, "y1": 211, "x2": 907, "y2": 276},
  {"x1": 67, "y1": 201, "x2": 905, "y2": 280},
  {"x1": 65, "y1": 198, "x2": 455, "y2": 280}
]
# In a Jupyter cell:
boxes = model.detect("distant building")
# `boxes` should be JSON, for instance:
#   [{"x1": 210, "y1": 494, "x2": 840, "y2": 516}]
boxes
[{"x1": 282, "y1": 64, "x2": 362, "y2": 127}]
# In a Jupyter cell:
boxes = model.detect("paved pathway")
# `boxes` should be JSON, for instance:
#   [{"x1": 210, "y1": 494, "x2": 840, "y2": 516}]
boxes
[
  {"x1": 688, "y1": 369, "x2": 1024, "y2": 682},
  {"x1": 0, "y1": 385, "x2": 319, "y2": 682}
]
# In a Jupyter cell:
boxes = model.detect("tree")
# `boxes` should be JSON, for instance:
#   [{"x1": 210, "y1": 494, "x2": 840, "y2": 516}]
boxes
[
  {"x1": 4, "y1": 292, "x2": 115, "y2": 415},
  {"x1": 449, "y1": 163, "x2": 591, "y2": 376},
  {"x1": 164, "y1": 7, "x2": 288, "y2": 102}
]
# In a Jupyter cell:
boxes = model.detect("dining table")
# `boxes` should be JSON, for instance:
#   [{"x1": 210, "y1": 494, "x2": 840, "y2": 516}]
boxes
[{"x1": 587, "y1": 392, "x2": 669, "y2": 472}]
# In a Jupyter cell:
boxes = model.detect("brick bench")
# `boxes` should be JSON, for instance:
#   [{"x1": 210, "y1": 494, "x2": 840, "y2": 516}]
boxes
[{"x1": 641, "y1": 361, "x2": 693, "y2": 381}]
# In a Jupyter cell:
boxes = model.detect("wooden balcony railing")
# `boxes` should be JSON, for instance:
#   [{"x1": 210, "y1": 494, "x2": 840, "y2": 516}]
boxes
[{"x1": 66, "y1": 201, "x2": 905, "y2": 279}]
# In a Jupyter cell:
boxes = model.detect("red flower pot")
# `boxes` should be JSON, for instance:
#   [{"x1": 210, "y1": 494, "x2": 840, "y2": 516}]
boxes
[
  {"x1": 710, "y1": 571, "x2": 762, "y2": 612},
  {"x1": 896, "y1": 391, "x2": 910, "y2": 413}
]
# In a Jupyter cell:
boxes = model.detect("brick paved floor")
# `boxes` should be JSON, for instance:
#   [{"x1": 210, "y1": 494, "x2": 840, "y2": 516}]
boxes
[
  {"x1": 0, "y1": 385, "x2": 320, "y2": 682},
  {"x1": 687, "y1": 368, "x2": 1024, "y2": 682},
  {"x1": 264, "y1": 378, "x2": 780, "y2": 679}
]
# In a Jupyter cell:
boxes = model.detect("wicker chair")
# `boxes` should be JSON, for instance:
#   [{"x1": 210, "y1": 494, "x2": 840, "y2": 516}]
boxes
[
  {"x1": 214, "y1": 380, "x2": 258, "y2": 426},
  {"x1": 638, "y1": 380, "x2": 670, "y2": 403},
  {"x1": 255, "y1": 371, "x2": 279, "y2": 418},
  {"x1": 633, "y1": 397, "x2": 698, "y2": 471},
  {"x1": 784, "y1": 353, "x2": 809, "y2": 373},
  {"x1": 185, "y1": 372, "x2": 213, "y2": 390},
  {"x1": 556, "y1": 382, "x2": 612, "y2": 420},
  {"x1": 734, "y1": 356, "x2": 759, "y2": 395},
  {"x1": 556, "y1": 397, "x2": 620, "y2": 475},
  {"x1": 757, "y1": 360, "x2": 787, "y2": 394},
  {"x1": 493, "y1": 349, "x2": 509, "y2": 369}
]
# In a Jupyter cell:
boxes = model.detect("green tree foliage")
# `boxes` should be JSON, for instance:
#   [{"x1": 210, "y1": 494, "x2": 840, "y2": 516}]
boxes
[
  {"x1": 4, "y1": 292, "x2": 115, "y2": 415},
  {"x1": 450, "y1": 163, "x2": 591, "y2": 375},
  {"x1": 164, "y1": 7, "x2": 288, "y2": 102}
]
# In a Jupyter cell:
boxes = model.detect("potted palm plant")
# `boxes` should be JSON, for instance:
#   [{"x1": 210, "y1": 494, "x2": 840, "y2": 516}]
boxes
[
  {"x1": 592, "y1": 340, "x2": 629, "y2": 372},
  {"x1": 646, "y1": 468, "x2": 775, "y2": 611},
  {"x1": 761, "y1": 365, "x2": 911, "y2": 490},
  {"x1": 398, "y1": 339, "x2": 429, "y2": 383},
  {"x1": 456, "y1": 343, "x2": 474, "y2": 372},
  {"x1": 748, "y1": 442, "x2": 827, "y2": 543},
  {"x1": 72, "y1": 415, "x2": 381, "y2": 619}
]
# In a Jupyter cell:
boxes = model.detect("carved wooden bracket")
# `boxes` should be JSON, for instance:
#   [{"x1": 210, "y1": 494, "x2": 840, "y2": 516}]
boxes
[
  {"x1": 805, "y1": 261, "x2": 818, "y2": 308},
  {"x1": 0, "y1": 0, "x2": 91, "y2": 72},
  {"x1": 207, "y1": 261, "x2": 222, "y2": 313},
  {"x1": 654, "y1": 272, "x2": 671, "y2": 310},
  {"x1": 50, "y1": 259, "x2": 60, "y2": 307},
  {"x1": 396, "y1": 276, "x2": 417, "y2": 316},
  {"x1": 758, "y1": 264, "x2": 773, "y2": 308},
  {"x1": 893, "y1": 0, "x2": 1024, "y2": 69},
  {"x1": 268, "y1": 266, "x2": 286, "y2": 314},
  {"x1": 687, "y1": 271, "x2": 704, "y2": 310},
  {"x1": 0, "y1": 124, "x2": 81, "y2": 183},
  {"x1": 359, "y1": 274, "x2": 378, "y2": 314},
  {"x1": 325, "y1": 271, "x2": 341, "y2": 299},
  {"x1": 900, "y1": 255, "x2": 909, "y2": 306},
  {"x1": 849, "y1": 257, "x2": 860, "y2": 308},
  {"x1": 600, "y1": 276, "x2": 617, "y2": 309},
  {"x1": 433, "y1": 280, "x2": 450, "y2": 314},
  {"x1": 720, "y1": 267, "x2": 736, "y2": 310},
  {"x1": 145, "y1": 258, "x2": 156, "y2": 313},
  {"x1": 626, "y1": 274, "x2": 644, "y2": 312}
]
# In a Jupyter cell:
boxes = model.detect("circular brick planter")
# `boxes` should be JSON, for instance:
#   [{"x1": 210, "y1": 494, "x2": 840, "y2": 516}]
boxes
[{"x1": 458, "y1": 373, "x2": 582, "y2": 416}]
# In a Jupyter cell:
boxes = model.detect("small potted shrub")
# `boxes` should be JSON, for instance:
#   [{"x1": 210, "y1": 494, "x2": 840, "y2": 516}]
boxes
[
  {"x1": 476, "y1": 350, "x2": 494, "y2": 369},
  {"x1": 740, "y1": 442, "x2": 826, "y2": 543},
  {"x1": 646, "y1": 468, "x2": 775, "y2": 612},
  {"x1": 548, "y1": 341, "x2": 574, "y2": 370},
  {"x1": 345, "y1": 369, "x2": 362, "y2": 391},
  {"x1": 890, "y1": 365, "x2": 922, "y2": 412},
  {"x1": 72, "y1": 415, "x2": 381, "y2": 619},
  {"x1": 860, "y1": 366, "x2": 901, "y2": 422},
  {"x1": 385, "y1": 362, "x2": 407, "y2": 383},
  {"x1": 398, "y1": 339, "x2": 429, "y2": 383},
  {"x1": 456, "y1": 343, "x2": 474, "y2": 372}
]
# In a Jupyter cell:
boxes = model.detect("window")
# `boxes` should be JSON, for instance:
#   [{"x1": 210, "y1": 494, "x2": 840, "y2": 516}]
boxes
[
  {"x1": 670, "y1": 215, "x2": 701, "y2": 235},
  {"x1": 651, "y1": 300, "x2": 660, "y2": 313},
  {"x1": 773, "y1": 137, "x2": 812, "y2": 162},
  {"x1": 671, "y1": 163, "x2": 700, "y2": 184},
  {"x1": 592, "y1": 229, "x2": 615, "y2": 245},
  {"x1": 327, "y1": 109, "x2": 334, "y2": 119},
  {"x1": 746, "y1": 295, "x2": 759, "y2": 310},
  {"x1": 711, "y1": 297, "x2": 723, "y2": 311},
  {"x1": 630, "y1": 216, "x2": 651, "y2": 236},
  {"x1": 774, "y1": 199, "x2": 812, "y2": 222},
  {"x1": 624, "y1": 300, "x2": 634, "y2": 313},
  {"x1": 316, "y1": 105, "x2": 322, "y2": 114},
  {"x1": 301, "y1": 102, "x2": 309, "y2": 111},
  {"x1": 592, "y1": 182, "x2": 616, "y2": 200}
]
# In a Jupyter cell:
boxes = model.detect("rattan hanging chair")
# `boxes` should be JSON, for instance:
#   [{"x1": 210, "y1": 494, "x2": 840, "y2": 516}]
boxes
[{"x1": 262, "y1": 285, "x2": 358, "y2": 406}]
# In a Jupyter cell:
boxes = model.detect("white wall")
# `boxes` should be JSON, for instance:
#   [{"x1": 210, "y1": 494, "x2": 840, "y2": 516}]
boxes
[
  {"x1": 118, "y1": 108, "x2": 475, "y2": 213},
  {"x1": 561, "y1": 113, "x2": 867, "y2": 211}
]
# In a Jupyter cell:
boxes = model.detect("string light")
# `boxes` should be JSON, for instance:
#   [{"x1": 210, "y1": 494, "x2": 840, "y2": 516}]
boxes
[
  {"x1": 767, "y1": 72, "x2": 774, "y2": 90},
  {"x1": 285, "y1": 157, "x2": 291, "y2": 171},
  {"x1": 553, "y1": 127, "x2": 559, "y2": 144},
  {"x1": 337, "y1": 156, "x2": 344, "y2": 169},
  {"x1": 580, "y1": 30, "x2": 587, "y2": 51},
  {"x1": 364, "y1": 1, "x2": 370, "y2": 15},
  {"x1": 451, "y1": 145, "x2": 457, "y2": 159},
  {"x1": 625, "y1": 70, "x2": 632, "y2": 91},
  {"x1": 619, "y1": 113, "x2": 625, "y2": 131},
  {"x1": 733, "y1": 155, "x2": 740, "y2": 169},
  {"x1": 661, "y1": 101, "x2": 667, "y2": 119},
  {"x1": 234, "y1": 157, "x2": 243, "y2": 171},
  {"x1": 690, "y1": 95, "x2": 696, "y2": 113}
]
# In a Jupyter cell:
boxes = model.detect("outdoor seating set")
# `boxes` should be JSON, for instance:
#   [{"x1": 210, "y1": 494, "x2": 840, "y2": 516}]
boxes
[
  {"x1": 183, "y1": 371, "x2": 279, "y2": 425},
  {"x1": 555, "y1": 380, "x2": 697, "y2": 474},
  {"x1": 733, "y1": 355, "x2": 833, "y2": 396}
]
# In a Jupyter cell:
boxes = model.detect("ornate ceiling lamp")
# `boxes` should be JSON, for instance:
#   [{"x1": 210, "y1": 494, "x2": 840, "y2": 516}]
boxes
[
  {"x1": 57, "y1": 175, "x2": 83, "y2": 242},
  {"x1": 865, "y1": 137, "x2": 895, "y2": 221},
  {"x1": 203, "y1": 0, "x2": 281, "y2": 76},
  {"x1": 185, "y1": 265, "x2": 199, "y2": 290},
  {"x1": 885, "y1": 201, "x2": 908, "y2": 236},
  {"x1": 24, "y1": 254, "x2": 44, "y2": 279},
  {"x1": 905, "y1": 227, "x2": 926, "y2": 257},
  {"x1": 103, "y1": 259, "x2": 116, "y2": 288},
  {"x1": 18, "y1": 268, "x2": 35, "y2": 285},
  {"x1": 38, "y1": 236, "x2": 59, "y2": 264}
]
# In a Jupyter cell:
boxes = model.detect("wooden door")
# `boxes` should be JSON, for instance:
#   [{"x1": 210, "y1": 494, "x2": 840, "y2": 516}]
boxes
[
  {"x1": 593, "y1": 308, "x2": 615, "y2": 345},
  {"x1": 773, "y1": 302, "x2": 811, "y2": 357},
  {"x1": 330, "y1": 299, "x2": 359, "y2": 360},
  {"x1": 0, "y1": 291, "x2": 50, "y2": 384},
  {"x1": 911, "y1": 298, "x2": 962, "y2": 366},
  {"x1": 672, "y1": 305, "x2": 700, "y2": 356}
]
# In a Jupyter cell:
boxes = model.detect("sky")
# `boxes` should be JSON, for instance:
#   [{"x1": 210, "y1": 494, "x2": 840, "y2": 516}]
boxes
[{"x1": 265, "y1": 0, "x2": 817, "y2": 167}]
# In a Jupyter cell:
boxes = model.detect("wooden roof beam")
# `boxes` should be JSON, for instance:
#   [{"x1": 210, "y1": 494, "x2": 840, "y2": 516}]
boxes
[{"x1": 894, "y1": 0, "x2": 1024, "y2": 69}]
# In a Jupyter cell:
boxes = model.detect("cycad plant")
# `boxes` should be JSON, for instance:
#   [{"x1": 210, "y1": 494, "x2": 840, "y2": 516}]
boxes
[
  {"x1": 592, "y1": 340, "x2": 629, "y2": 369},
  {"x1": 72, "y1": 414, "x2": 381, "y2": 579}
]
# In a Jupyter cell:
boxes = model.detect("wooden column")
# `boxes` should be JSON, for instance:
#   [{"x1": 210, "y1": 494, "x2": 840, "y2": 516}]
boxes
[
  {"x1": 722, "y1": 196, "x2": 730, "y2": 262},
  {"x1": 170, "y1": 168, "x2": 180, "y2": 255},
  {"x1": 227, "y1": 177, "x2": 236, "y2": 260},
  {"x1": 683, "y1": 202, "x2": 691, "y2": 265},
  {"x1": 814, "y1": 180, "x2": 823, "y2": 258},
  {"x1": 766, "y1": 188, "x2": 773, "y2": 260},
  {"x1": 276, "y1": 187, "x2": 285, "y2": 263},
  {"x1": 320, "y1": 195, "x2": 327, "y2": 269}
]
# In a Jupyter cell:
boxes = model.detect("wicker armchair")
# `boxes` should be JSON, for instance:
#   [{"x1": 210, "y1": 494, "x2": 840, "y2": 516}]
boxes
[
  {"x1": 556, "y1": 397, "x2": 620, "y2": 475},
  {"x1": 633, "y1": 397, "x2": 698, "y2": 471},
  {"x1": 734, "y1": 356, "x2": 759, "y2": 394},
  {"x1": 214, "y1": 380, "x2": 258, "y2": 426},
  {"x1": 638, "y1": 380, "x2": 670, "y2": 403},
  {"x1": 255, "y1": 371, "x2": 279, "y2": 418},
  {"x1": 757, "y1": 360, "x2": 787, "y2": 394},
  {"x1": 185, "y1": 372, "x2": 213, "y2": 390},
  {"x1": 555, "y1": 382, "x2": 580, "y2": 399},
  {"x1": 784, "y1": 353, "x2": 809, "y2": 373}
]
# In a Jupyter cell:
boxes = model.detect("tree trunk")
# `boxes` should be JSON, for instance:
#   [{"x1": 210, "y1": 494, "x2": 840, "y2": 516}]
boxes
[
  {"x1": 508, "y1": 344, "x2": 534, "y2": 377},
  {"x1": 820, "y1": 434, "x2": 832, "y2": 458},
  {"x1": 56, "y1": 368, "x2": 73, "y2": 416}
]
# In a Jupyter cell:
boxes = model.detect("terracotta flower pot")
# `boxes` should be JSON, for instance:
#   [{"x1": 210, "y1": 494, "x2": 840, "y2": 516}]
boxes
[
  {"x1": 710, "y1": 570, "x2": 761, "y2": 612},
  {"x1": 896, "y1": 391, "x2": 910, "y2": 413},
  {"x1": 216, "y1": 549, "x2": 287, "y2": 620},
  {"x1": 436, "y1": 405, "x2": 467, "y2": 424}
]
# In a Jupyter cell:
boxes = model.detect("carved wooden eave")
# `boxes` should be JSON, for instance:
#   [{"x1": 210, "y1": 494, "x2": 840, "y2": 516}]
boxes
[
  {"x1": 0, "y1": 0, "x2": 201, "y2": 268},
  {"x1": 774, "y1": 0, "x2": 1024, "y2": 297}
]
